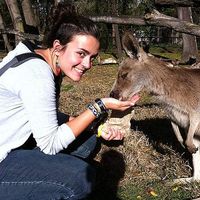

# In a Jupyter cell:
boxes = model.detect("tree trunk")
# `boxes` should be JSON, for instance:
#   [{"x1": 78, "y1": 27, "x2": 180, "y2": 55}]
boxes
[
  {"x1": 110, "y1": 0, "x2": 122, "y2": 58},
  {"x1": 21, "y1": 0, "x2": 36, "y2": 27},
  {"x1": 177, "y1": 7, "x2": 199, "y2": 63},
  {"x1": 5, "y1": 0, "x2": 24, "y2": 44},
  {"x1": 156, "y1": 26, "x2": 160, "y2": 43},
  {"x1": 114, "y1": 24, "x2": 122, "y2": 58},
  {"x1": 32, "y1": 3, "x2": 41, "y2": 32},
  {"x1": 0, "y1": 10, "x2": 12, "y2": 51},
  {"x1": 21, "y1": 0, "x2": 39, "y2": 39}
]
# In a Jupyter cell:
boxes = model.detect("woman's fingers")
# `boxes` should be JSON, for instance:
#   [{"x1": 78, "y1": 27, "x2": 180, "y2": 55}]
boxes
[
  {"x1": 101, "y1": 127, "x2": 124, "y2": 141},
  {"x1": 101, "y1": 97, "x2": 139, "y2": 111}
]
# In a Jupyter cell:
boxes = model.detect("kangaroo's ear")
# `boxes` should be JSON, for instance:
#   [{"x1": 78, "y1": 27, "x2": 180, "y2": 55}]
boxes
[{"x1": 122, "y1": 31, "x2": 140, "y2": 59}]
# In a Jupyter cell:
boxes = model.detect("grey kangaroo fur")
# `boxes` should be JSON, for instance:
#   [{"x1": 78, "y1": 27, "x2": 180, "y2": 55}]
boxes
[{"x1": 110, "y1": 31, "x2": 200, "y2": 183}]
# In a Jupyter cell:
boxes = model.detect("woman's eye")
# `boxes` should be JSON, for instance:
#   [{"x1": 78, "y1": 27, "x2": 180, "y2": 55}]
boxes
[{"x1": 78, "y1": 52, "x2": 86, "y2": 58}]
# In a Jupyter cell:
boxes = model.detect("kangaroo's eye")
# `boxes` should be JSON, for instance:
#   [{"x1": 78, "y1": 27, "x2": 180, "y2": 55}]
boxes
[{"x1": 121, "y1": 72, "x2": 128, "y2": 80}]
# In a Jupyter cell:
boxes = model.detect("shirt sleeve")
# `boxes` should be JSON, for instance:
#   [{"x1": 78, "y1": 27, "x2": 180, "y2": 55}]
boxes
[{"x1": 12, "y1": 59, "x2": 76, "y2": 154}]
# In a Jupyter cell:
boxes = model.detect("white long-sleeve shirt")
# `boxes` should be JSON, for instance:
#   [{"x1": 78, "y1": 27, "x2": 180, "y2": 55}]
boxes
[{"x1": 0, "y1": 41, "x2": 75, "y2": 162}]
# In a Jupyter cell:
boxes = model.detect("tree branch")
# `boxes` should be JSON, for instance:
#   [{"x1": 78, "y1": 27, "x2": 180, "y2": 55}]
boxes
[
  {"x1": 89, "y1": 16, "x2": 146, "y2": 26},
  {"x1": 154, "y1": 0, "x2": 200, "y2": 7},
  {"x1": 2, "y1": 8, "x2": 200, "y2": 42},
  {"x1": 0, "y1": 28, "x2": 43, "y2": 41},
  {"x1": 90, "y1": 9, "x2": 200, "y2": 37},
  {"x1": 144, "y1": 9, "x2": 200, "y2": 37}
]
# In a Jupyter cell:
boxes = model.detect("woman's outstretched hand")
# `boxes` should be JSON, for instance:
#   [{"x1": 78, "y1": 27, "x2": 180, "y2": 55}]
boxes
[{"x1": 101, "y1": 95, "x2": 139, "y2": 111}]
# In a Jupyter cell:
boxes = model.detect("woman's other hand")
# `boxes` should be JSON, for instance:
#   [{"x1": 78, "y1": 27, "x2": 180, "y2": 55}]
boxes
[{"x1": 100, "y1": 127, "x2": 124, "y2": 141}]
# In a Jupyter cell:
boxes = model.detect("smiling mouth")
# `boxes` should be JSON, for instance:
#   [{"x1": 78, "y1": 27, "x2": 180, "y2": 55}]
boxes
[{"x1": 74, "y1": 67, "x2": 85, "y2": 74}]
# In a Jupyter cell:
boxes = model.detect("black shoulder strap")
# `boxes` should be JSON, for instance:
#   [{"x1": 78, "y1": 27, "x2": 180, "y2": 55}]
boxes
[
  {"x1": 22, "y1": 40, "x2": 40, "y2": 52},
  {"x1": 0, "y1": 52, "x2": 45, "y2": 77}
]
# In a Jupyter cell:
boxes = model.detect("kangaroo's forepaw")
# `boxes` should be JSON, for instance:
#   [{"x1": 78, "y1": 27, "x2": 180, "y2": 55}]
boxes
[{"x1": 187, "y1": 145, "x2": 198, "y2": 154}]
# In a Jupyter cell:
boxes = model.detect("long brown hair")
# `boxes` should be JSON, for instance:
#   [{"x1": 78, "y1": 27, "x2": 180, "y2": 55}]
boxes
[{"x1": 43, "y1": 2, "x2": 100, "y2": 48}]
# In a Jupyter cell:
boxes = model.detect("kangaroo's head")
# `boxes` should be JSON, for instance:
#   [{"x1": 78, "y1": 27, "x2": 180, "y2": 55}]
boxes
[{"x1": 110, "y1": 31, "x2": 149, "y2": 100}]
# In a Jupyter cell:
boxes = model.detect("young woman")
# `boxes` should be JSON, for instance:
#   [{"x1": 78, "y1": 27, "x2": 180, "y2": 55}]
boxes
[{"x1": 0, "y1": 2, "x2": 138, "y2": 200}]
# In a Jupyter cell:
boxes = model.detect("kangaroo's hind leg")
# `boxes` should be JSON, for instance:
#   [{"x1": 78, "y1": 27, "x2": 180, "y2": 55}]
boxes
[
  {"x1": 192, "y1": 136, "x2": 200, "y2": 180},
  {"x1": 185, "y1": 116, "x2": 199, "y2": 154},
  {"x1": 169, "y1": 138, "x2": 200, "y2": 185}
]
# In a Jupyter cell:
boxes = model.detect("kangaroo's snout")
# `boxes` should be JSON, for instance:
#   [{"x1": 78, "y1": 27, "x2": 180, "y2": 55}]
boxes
[{"x1": 110, "y1": 90, "x2": 120, "y2": 99}]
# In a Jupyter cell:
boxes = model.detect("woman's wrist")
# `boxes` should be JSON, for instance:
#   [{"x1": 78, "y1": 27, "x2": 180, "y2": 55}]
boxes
[
  {"x1": 95, "y1": 98, "x2": 107, "y2": 112},
  {"x1": 87, "y1": 98, "x2": 108, "y2": 118},
  {"x1": 100, "y1": 98, "x2": 109, "y2": 109}
]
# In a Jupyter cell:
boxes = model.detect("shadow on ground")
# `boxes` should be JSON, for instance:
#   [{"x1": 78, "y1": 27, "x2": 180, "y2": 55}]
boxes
[
  {"x1": 131, "y1": 117, "x2": 191, "y2": 161},
  {"x1": 87, "y1": 149, "x2": 125, "y2": 200}
]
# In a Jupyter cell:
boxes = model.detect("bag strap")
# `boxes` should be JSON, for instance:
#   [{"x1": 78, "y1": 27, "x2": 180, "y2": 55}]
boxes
[{"x1": 0, "y1": 52, "x2": 45, "y2": 77}]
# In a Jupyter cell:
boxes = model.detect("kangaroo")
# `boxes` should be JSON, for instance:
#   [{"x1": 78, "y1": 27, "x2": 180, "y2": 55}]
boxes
[{"x1": 110, "y1": 31, "x2": 200, "y2": 183}]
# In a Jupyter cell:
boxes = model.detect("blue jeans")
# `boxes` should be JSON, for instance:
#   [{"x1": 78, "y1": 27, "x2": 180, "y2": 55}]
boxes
[{"x1": 0, "y1": 113, "x2": 98, "y2": 200}]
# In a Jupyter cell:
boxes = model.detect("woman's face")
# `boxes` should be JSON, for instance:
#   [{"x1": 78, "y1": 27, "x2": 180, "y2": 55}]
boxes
[{"x1": 57, "y1": 34, "x2": 99, "y2": 81}]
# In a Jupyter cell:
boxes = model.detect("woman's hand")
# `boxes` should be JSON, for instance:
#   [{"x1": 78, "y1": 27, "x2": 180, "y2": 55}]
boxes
[
  {"x1": 100, "y1": 127, "x2": 124, "y2": 141},
  {"x1": 101, "y1": 95, "x2": 139, "y2": 111}
]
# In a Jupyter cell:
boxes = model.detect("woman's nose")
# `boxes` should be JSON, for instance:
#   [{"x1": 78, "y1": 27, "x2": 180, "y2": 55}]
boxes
[{"x1": 82, "y1": 57, "x2": 91, "y2": 69}]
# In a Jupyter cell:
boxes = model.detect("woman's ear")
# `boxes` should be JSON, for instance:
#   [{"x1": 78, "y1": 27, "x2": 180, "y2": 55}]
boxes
[{"x1": 53, "y1": 40, "x2": 62, "y2": 55}]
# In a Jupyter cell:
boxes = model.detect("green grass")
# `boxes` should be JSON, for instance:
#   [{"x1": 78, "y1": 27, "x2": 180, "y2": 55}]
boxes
[
  {"x1": 118, "y1": 181, "x2": 194, "y2": 200},
  {"x1": 88, "y1": 178, "x2": 200, "y2": 200},
  {"x1": 149, "y1": 45, "x2": 182, "y2": 60},
  {"x1": 61, "y1": 84, "x2": 74, "y2": 92}
]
